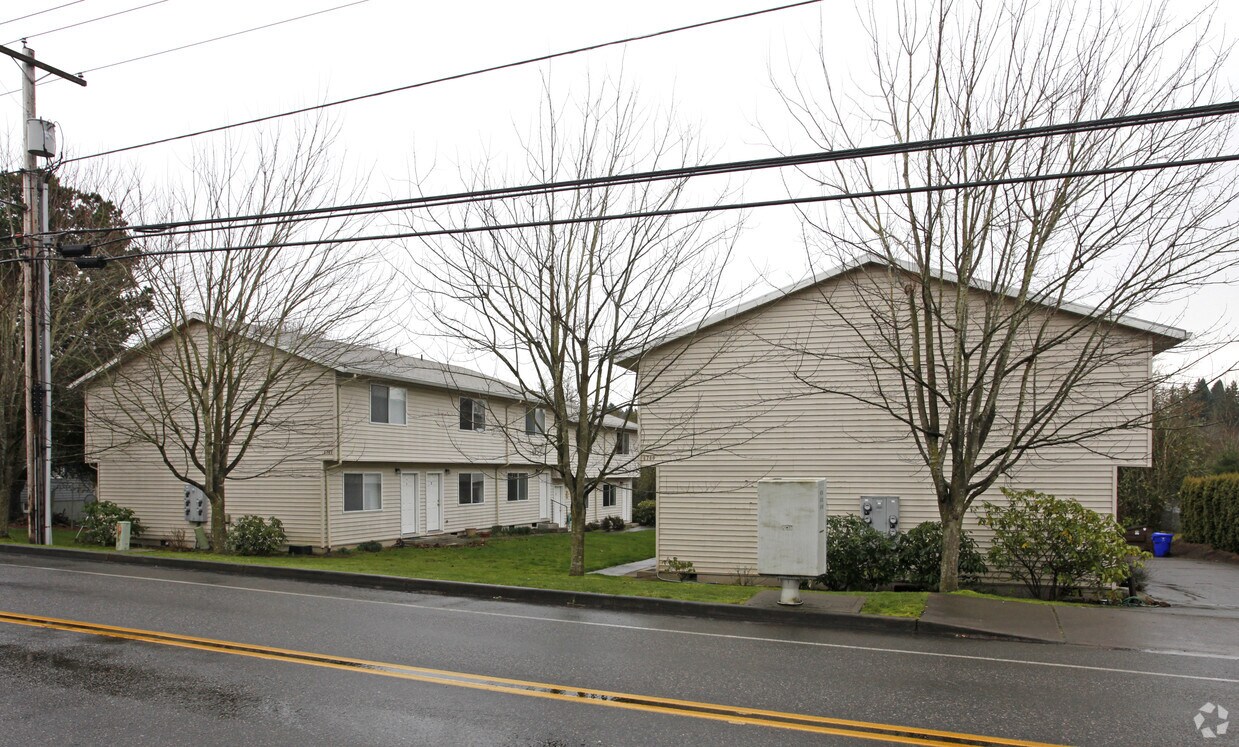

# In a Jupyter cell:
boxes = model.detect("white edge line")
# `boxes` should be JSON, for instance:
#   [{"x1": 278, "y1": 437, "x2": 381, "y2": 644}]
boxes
[{"x1": 1, "y1": 561, "x2": 1236, "y2": 685}]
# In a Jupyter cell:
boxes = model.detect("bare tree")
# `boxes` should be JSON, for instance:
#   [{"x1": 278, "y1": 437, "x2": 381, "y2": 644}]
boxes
[
  {"x1": 773, "y1": 0, "x2": 1239, "y2": 589},
  {"x1": 87, "y1": 120, "x2": 379, "y2": 551},
  {"x1": 406, "y1": 81, "x2": 749, "y2": 576}
]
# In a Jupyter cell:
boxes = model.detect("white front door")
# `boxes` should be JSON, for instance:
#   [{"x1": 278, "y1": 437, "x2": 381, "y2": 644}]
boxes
[
  {"x1": 426, "y1": 472, "x2": 443, "y2": 532},
  {"x1": 539, "y1": 473, "x2": 551, "y2": 520},
  {"x1": 400, "y1": 472, "x2": 419, "y2": 536},
  {"x1": 551, "y1": 485, "x2": 567, "y2": 526},
  {"x1": 619, "y1": 483, "x2": 633, "y2": 523}
]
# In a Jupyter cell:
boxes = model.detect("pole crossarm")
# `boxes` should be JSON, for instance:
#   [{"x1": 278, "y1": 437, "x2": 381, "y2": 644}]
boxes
[{"x1": 0, "y1": 43, "x2": 86, "y2": 86}]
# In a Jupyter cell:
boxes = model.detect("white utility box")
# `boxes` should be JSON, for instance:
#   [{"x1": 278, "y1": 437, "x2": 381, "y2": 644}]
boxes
[
  {"x1": 757, "y1": 478, "x2": 827, "y2": 578},
  {"x1": 26, "y1": 119, "x2": 57, "y2": 158}
]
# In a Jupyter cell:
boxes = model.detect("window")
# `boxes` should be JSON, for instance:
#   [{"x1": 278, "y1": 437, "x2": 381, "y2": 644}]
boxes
[
  {"x1": 507, "y1": 472, "x2": 529, "y2": 501},
  {"x1": 370, "y1": 384, "x2": 406, "y2": 425},
  {"x1": 525, "y1": 407, "x2": 545, "y2": 435},
  {"x1": 602, "y1": 483, "x2": 617, "y2": 508},
  {"x1": 614, "y1": 431, "x2": 631, "y2": 455},
  {"x1": 458, "y1": 472, "x2": 485, "y2": 504},
  {"x1": 459, "y1": 397, "x2": 486, "y2": 431},
  {"x1": 344, "y1": 473, "x2": 382, "y2": 512}
]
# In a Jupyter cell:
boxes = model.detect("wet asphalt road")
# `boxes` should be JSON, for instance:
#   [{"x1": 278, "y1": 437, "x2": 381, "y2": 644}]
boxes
[{"x1": 0, "y1": 554, "x2": 1235, "y2": 746}]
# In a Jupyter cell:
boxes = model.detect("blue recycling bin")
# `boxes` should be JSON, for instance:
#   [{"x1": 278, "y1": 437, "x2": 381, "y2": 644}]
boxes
[{"x1": 1151, "y1": 532, "x2": 1173, "y2": 558}]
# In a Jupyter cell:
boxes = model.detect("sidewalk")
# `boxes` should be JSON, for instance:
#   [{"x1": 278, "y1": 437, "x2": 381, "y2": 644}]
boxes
[
  {"x1": 2, "y1": 542, "x2": 1234, "y2": 655},
  {"x1": 917, "y1": 593, "x2": 1238, "y2": 656}
]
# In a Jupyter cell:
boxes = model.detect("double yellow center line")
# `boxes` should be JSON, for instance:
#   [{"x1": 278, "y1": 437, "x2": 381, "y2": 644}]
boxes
[{"x1": 0, "y1": 609, "x2": 1066, "y2": 746}]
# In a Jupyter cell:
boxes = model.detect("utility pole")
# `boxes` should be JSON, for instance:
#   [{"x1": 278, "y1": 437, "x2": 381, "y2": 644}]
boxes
[{"x1": 0, "y1": 43, "x2": 86, "y2": 544}]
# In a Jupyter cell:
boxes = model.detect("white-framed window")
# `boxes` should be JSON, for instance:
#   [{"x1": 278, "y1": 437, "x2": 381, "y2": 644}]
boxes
[
  {"x1": 344, "y1": 472, "x2": 382, "y2": 512},
  {"x1": 614, "y1": 431, "x2": 631, "y2": 455},
  {"x1": 525, "y1": 407, "x2": 545, "y2": 435},
  {"x1": 458, "y1": 472, "x2": 485, "y2": 504},
  {"x1": 602, "y1": 483, "x2": 617, "y2": 508},
  {"x1": 507, "y1": 472, "x2": 529, "y2": 501},
  {"x1": 460, "y1": 397, "x2": 486, "y2": 431},
  {"x1": 370, "y1": 384, "x2": 406, "y2": 425}
]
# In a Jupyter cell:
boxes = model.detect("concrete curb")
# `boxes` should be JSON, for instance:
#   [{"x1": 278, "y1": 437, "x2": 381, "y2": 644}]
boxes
[{"x1": 0, "y1": 543, "x2": 1042, "y2": 642}]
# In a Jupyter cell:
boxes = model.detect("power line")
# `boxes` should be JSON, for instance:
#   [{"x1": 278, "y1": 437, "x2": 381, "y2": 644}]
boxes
[
  {"x1": 12, "y1": 151, "x2": 1225, "y2": 267},
  {"x1": 5, "y1": 0, "x2": 168, "y2": 45},
  {"x1": 62, "y1": 0, "x2": 822, "y2": 164},
  {"x1": 0, "y1": 1, "x2": 88, "y2": 29},
  {"x1": 0, "y1": 0, "x2": 370, "y2": 96},
  {"x1": 21, "y1": 99, "x2": 1239, "y2": 248}
]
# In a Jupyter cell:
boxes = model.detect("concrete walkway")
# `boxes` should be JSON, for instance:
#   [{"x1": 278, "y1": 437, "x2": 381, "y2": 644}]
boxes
[{"x1": 590, "y1": 556, "x2": 656, "y2": 576}]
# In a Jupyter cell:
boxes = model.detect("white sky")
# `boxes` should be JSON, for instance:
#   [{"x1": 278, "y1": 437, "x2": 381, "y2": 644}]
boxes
[{"x1": 2, "y1": 0, "x2": 1237, "y2": 383}]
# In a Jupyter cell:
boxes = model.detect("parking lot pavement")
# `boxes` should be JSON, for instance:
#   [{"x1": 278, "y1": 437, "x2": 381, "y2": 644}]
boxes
[{"x1": 1144, "y1": 556, "x2": 1239, "y2": 614}]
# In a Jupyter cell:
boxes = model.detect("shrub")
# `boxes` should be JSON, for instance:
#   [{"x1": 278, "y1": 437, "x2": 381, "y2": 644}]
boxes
[
  {"x1": 896, "y1": 521, "x2": 987, "y2": 590},
  {"x1": 662, "y1": 556, "x2": 696, "y2": 580},
  {"x1": 224, "y1": 515, "x2": 286, "y2": 556},
  {"x1": 600, "y1": 515, "x2": 625, "y2": 532},
  {"x1": 978, "y1": 489, "x2": 1146, "y2": 600},
  {"x1": 632, "y1": 500, "x2": 656, "y2": 527},
  {"x1": 356, "y1": 540, "x2": 383, "y2": 553},
  {"x1": 816, "y1": 515, "x2": 899, "y2": 591},
  {"x1": 584, "y1": 521, "x2": 601, "y2": 532},
  {"x1": 1180, "y1": 473, "x2": 1239, "y2": 552},
  {"x1": 78, "y1": 500, "x2": 145, "y2": 546}
]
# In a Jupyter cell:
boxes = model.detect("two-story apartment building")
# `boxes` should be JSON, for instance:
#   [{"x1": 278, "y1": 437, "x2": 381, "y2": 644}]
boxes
[
  {"x1": 621, "y1": 259, "x2": 1184, "y2": 576},
  {"x1": 79, "y1": 319, "x2": 637, "y2": 550}
]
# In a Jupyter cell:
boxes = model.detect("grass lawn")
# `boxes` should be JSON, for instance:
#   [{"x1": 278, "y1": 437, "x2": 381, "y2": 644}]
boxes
[
  {"x1": 854, "y1": 591, "x2": 929, "y2": 617},
  {"x1": 4, "y1": 527, "x2": 756, "y2": 604},
  {"x1": 1, "y1": 527, "x2": 80, "y2": 545},
  {"x1": 1, "y1": 526, "x2": 936, "y2": 615}
]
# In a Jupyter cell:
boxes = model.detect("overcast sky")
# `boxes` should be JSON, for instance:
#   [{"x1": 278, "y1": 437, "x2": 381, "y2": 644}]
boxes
[{"x1": 2, "y1": 0, "x2": 1236, "y2": 382}]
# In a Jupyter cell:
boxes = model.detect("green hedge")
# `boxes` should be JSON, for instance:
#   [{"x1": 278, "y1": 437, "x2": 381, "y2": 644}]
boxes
[{"x1": 1180, "y1": 473, "x2": 1239, "y2": 552}]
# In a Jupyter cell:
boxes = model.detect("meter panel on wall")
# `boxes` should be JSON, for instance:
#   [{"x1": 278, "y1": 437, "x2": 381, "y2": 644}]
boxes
[
  {"x1": 860, "y1": 495, "x2": 900, "y2": 537},
  {"x1": 184, "y1": 484, "x2": 208, "y2": 523}
]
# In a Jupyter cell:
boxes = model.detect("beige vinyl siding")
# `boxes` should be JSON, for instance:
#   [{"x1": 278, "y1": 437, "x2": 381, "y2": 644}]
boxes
[
  {"x1": 581, "y1": 479, "x2": 633, "y2": 524},
  {"x1": 327, "y1": 464, "x2": 401, "y2": 546},
  {"x1": 93, "y1": 446, "x2": 325, "y2": 546},
  {"x1": 83, "y1": 331, "x2": 337, "y2": 548},
  {"x1": 325, "y1": 463, "x2": 553, "y2": 545},
  {"x1": 640, "y1": 270, "x2": 1157, "y2": 575},
  {"x1": 338, "y1": 379, "x2": 535, "y2": 465}
]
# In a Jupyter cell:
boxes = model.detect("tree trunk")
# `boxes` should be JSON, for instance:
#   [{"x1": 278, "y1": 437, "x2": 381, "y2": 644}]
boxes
[
  {"x1": 938, "y1": 502, "x2": 964, "y2": 592},
  {"x1": 0, "y1": 456, "x2": 10, "y2": 537},
  {"x1": 208, "y1": 480, "x2": 227, "y2": 553},
  {"x1": 568, "y1": 487, "x2": 586, "y2": 576}
]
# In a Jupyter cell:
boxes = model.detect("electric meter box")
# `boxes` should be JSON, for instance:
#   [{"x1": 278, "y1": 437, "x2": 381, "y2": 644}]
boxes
[
  {"x1": 184, "y1": 484, "x2": 208, "y2": 523},
  {"x1": 757, "y1": 478, "x2": 827, "y2": 577},
  {"x1": 26, "y1": 119, "x2": 57, "y2": 158}
]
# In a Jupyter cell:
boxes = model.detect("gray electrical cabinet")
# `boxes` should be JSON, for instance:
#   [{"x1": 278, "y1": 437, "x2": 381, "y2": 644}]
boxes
[
  {"x1": 860, "y1": 495, "x2": 900, "y2": 537},
  {"x1": 757, "y1": 478, "x2": 828, "y2": 578},
  {"x1": 184, "y1": 485, "x2": 208, "y2": 523}
]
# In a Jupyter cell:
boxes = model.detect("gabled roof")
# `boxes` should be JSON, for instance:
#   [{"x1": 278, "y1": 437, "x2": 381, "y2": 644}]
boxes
[
  {"x1": 617, "y1": 256, "x2": 1190, "y2": 367},
  {"x1": 73, "y1": 315, "x2": 637, "y2": 431}
]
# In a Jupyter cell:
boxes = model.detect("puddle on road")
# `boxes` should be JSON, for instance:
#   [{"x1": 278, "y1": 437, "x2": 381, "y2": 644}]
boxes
[{"x1": 0, "y1": 642, "x2": 262, "y2": 718}]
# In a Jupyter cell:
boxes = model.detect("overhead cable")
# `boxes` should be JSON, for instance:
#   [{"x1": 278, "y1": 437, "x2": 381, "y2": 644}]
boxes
[
  {"x1": 21, "y1": 98, "x2": 1238, "y2": 248},
  {"x1": 0, "y1": 1, "x2": 88, "y2": 30},
  {"x1": 19, "y1": 151, "x2": 1226, "y2": 267},
  {"x1": 5, "y1": 0, "x2": 167, "y2": 45},
  {"x1": 0, "y1": 0, "x2": 370, "y2": 96},
  {"x1": 62, "y1": 0, "x2": 822, "y2": 164}
]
